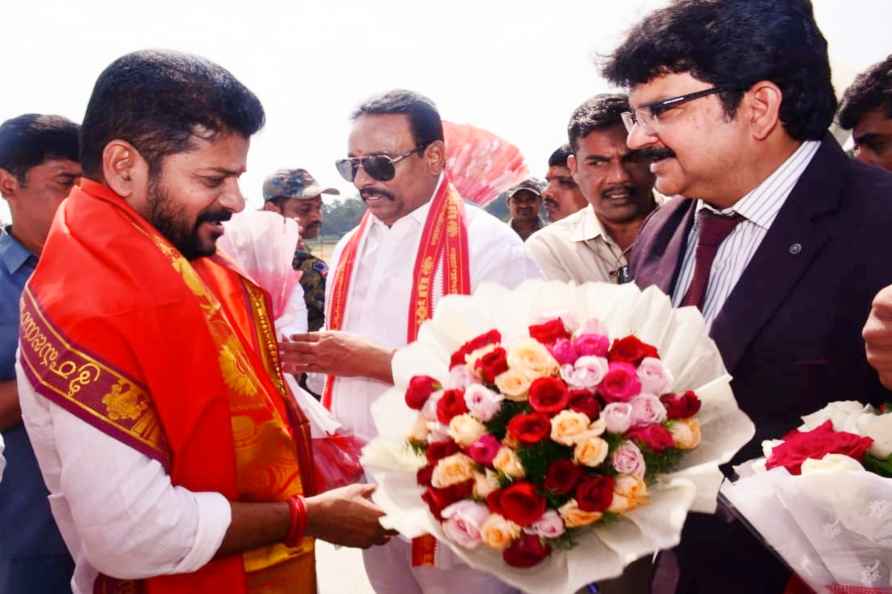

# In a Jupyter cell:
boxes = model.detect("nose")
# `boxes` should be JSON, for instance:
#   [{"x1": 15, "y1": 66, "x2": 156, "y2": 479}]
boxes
[
  {"x1": 607, "y1": 158, "x2": 632, "y2": 185},
  {"x1": 626, "y1": 122, "x2": 657, "y2": 151},
  {"x1": 220, "y1": 179, "x2": 246, "y2": 213},
  {"x1": 353, "y1": 161, "x2": 375, "y2": 189},
  {"x1": 855, "y1": 147, "x2": 879, "y2": 167}
]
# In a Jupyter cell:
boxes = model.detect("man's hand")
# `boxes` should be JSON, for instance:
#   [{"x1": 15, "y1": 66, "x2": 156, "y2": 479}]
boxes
[
  {"x1": 864, "y1": 285, "x2": 892, "y2": 390},
  {"x1": 279, "y1": 331, "x2": 395, "y2": 383},
  {"x1": 0, "y1": 380, "x2": 21, "y2": 431},
  {"x1": 305, "y1": 483, "x2": 396, "y2": 548}
]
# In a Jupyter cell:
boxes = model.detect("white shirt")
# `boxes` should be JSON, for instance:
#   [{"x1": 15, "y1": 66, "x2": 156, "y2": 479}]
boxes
[
  {"x1": 327, "y1": 190, "x2": 542, "y2": 440},
  {"x1": 17, "y1": 359, "x2": 231, "y2": 594},
  {"x1": 672, "y1": 140, "x2": 820, "y2": 325}
]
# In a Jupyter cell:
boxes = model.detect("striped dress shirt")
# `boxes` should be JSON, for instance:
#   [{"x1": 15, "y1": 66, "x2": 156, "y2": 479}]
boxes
[{"x1": 672, "y1": 140, "x2": 821, "y2": 326}]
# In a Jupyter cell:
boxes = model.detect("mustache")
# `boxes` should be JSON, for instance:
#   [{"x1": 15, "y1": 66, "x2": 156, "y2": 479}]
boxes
[
  {"x1": 196, "y1": 210, "x2": 232, "y2": 225},
  {"x1": 638, "y1": 147, "x2": 676, "y2": 161},
  {"x1": 360, "y1": 187, "x2": 395, "y2": 202},
  {"x1": 601, "y1": 183, "x2": 637, "y2": 200}
]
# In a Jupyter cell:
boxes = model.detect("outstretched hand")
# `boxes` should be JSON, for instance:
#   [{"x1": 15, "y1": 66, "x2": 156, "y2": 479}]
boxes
[
  {"x1": 279, "y1": 331, "x2": 395, "y2": 383},
  {"x1": 305, "y1": 483, "x2": 397, "y2": 548}
]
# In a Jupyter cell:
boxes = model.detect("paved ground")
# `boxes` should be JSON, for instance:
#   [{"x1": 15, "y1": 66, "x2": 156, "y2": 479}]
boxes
[{"x1": 316, "y1": 541, "x2": 375, "y2": 594}]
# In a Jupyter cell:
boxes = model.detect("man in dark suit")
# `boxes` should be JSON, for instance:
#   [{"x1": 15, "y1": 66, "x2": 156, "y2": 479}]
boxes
[{"x1": 601, "y1": 1, "x2": 892, "y2": 593}]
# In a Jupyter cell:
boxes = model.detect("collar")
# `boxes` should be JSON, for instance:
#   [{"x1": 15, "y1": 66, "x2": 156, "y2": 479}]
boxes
[
  {"x1": 570, "y1": 206, "x2": 610, "y2": 243},
  {"x1": 0, "y1": 227, "x2": 36, "y2": 275},
  {"x1": 696, "y1": 140, "x2": 821, "y2": 229}
]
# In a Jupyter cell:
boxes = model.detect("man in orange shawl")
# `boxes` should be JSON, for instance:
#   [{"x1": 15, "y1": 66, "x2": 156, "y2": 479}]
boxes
[{"x1": 17, "y1": 50, "x2": 391, "y2": 594}]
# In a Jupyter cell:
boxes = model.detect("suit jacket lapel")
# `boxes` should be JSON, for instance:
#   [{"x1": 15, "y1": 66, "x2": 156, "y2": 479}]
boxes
[
  {"x1": 711, "y1": 137, "x2": 844, "y2": 373},
  {"x1": 631, "y1": 198, "x2": 697, "y2": 294}
]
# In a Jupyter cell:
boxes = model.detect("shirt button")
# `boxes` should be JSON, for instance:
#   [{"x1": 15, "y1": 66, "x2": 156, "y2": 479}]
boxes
[{"x1": 788, "y1": 243, "x2": 802, "y2": 255}]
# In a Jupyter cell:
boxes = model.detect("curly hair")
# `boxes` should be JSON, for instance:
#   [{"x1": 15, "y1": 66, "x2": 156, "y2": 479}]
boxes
[
  {"x1": 838, "y1": 55, "x2": 892, "y2": 130},
  {"x1": 601, "y1": 0, "x2": 836, "y2": 141}
]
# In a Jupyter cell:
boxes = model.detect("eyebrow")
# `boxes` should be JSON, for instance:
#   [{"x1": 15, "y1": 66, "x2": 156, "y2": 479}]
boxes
[
  {"x1": 199, "y1": 166, "x2": 245, "y2": 176},
  {"x1": 854, "y1": 132, "x2": 890, "y2": 145}
]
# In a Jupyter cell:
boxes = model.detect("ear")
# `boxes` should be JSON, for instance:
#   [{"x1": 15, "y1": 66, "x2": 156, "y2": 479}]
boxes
[
  {"x1": 101, "y1": 139, "x2": 149, "y2": 198},
  {"x1": 746, "y1": 81, "x2": 783, "y2": 141},
  {"x1": 567, "y1": 153, "x2": 579, "y2": 177},
  {"x1": 0, "y1": 168, "x2": 20, "y2": 200},
  {"x1": 261, "y1": 201, "x2": 280, "y2": 213},
  {"x1": 424, "y1": 140, "x2": 446, "y2": 175}
]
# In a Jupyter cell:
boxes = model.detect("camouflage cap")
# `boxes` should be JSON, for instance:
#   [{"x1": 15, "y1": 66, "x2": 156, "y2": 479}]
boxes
[
  {"x1": 507, "y1": 178, "x2": 544, "y2": 199},
  {"x1": 262, "y1": 168, "x2": 340, "y2": 201}
]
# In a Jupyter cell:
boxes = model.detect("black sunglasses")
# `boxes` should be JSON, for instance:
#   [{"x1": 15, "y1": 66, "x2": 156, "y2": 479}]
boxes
[{"x1": 335, "y1": 144, "x2": 427, "y2": 183}]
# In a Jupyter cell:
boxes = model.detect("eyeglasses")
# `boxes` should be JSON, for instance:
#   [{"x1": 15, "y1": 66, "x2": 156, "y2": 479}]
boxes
[
  {"x1": 335, "y1": 145, "x2": 427, "y2": 183},
  {"x1": 621, "y1": 86, "x2": 741, "y2": 133}
]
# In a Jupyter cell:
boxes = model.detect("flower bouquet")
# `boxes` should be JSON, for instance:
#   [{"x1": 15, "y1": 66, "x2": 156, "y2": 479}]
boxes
[
  {"x1": 721, "y1": 401, "x2": 892, "y2": 593},
  {"x1": 362, "y1": 280, "x2": 755, "y2": 593}
]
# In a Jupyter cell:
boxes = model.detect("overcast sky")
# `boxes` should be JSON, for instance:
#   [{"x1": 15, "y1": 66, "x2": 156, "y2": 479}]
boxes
[{"x1": 2, "y1": 0, "x2": 890, "y2": 224}]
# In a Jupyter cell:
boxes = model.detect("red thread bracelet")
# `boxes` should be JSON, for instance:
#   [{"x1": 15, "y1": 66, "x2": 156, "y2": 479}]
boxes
[{"x1": 285, "y1": 496, "x2": 306, "y2": 547}]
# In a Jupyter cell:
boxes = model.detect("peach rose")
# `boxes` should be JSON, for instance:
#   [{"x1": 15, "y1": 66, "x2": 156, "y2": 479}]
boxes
[
  {"x1": 574, "y1": 436, "x2": 610, "y2": 467},
  {"x1": 558, "y1": 498, "x2": 603, "y2": 528},
  {"x1": 495, "y1": 368, "x2": 533, "y2": 401},
  {"x1": 431, "y1": 452, "x2": 476, "y2": 488},
  {"x1": 473, "y1": 469, "x2": 502, "y2": 498},
  {"x1": 507, "y1": 338, "x2": 560, "y2": 380},
  {"x1": 608, "y1": 475, "x2": 648, "y2": 514},
  {"x1": 493, "y1": 446, "x2": 526, "y2": 478},
  {"x1": 550, "y1": 410, "x2": 593, "y2": 446},
  {"x1": 448, "y1": 414, "x2": 488, "y2": 447},
  {"x1": 668, "y1": 418, "x2": 702, "y2": 450},
  {"x1": 480, "y1": 513, "x2": 522, "y2": 551}
]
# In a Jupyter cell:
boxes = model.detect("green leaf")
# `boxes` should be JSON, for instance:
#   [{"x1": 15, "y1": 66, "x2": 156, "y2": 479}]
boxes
[
  {"x1": 864, "y1": 453, "x2": 892, "y2": 478},
  {"x1": 517, "y1": 440, "x2": 573, "y2": 483},
  {"x1": 640, "y1": 445, "x2": 683, "y2": 482}
]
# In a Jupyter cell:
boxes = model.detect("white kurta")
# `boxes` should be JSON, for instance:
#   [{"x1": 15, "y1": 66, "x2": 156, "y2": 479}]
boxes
[{"x1": 326, "y1": 196, "x2": 542, "y2": 442}]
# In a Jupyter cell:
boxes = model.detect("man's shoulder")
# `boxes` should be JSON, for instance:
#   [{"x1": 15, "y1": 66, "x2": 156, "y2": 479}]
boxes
[
  {"x1": 527, "y1": 208, "x2": 588, "y2": 246},
  {"x1": 463, "y1": 202, "x2": 518, "y2": 238}
]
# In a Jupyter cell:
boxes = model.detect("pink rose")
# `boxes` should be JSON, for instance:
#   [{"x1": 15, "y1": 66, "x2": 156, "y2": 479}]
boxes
[
  {"x1": 549, "y1": 338, "x2": 579, "y2": 366},
  {"x1": 468, "y1": 434, "x2": 502, "y2": 466},
  {"x1": 464, "y1": 384, "x2": 504, "y2": 422},
  {"x1": 602, "y1": 402, "x2": 634, "y2": 434},
  {"x1": 611, "y1": 441, "x2": 646, "y2": 479},
  {"x1": 630, "y1": 394, "x2": 668, "y2": 426},
  {"x1": 598, "y1": 362, "x2": 642, "y2": 402},
  {"x1": 447, "y1": 365, "x2": 475, "y2": 390},
  {"x1": 637, "y1": 357, "x2": 673, "y2": 396},
  {"x1": 441, "y1": 500, "x2": 490, "y2": 549},
  {"x1": 573, "y1": 333, "x2": 610, "y2": 358},
  {"x1": 523, "y1": 509, "x2": 566, "y2": 539},
  {"x1": 560, "y1": 356, "x2": 609, "y2": 390}
]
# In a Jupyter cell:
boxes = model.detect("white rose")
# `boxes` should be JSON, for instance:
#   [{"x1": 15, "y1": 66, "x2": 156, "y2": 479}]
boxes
[
  {"x1": 506, "y1": 338, "x2": 560, "y2": 380},
  {"x1": 799, "y1": 401, "x2": 871, "y2": 432},
  {"x1": 448, "y1": 414, "x2": 488, "y2": 447},
  {"x1": 857, "y1": 412, "x2": 892, "y2": 458},
  {"x1": 473, "y1": 469, "x2": 501, "y2": 498},
  {"x1": 801, "y1": 453, "x2": 865, "y2": 475}
]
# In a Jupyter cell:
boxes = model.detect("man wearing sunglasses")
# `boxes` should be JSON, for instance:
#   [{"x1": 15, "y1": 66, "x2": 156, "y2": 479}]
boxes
[
  {"x1": 602, "y1": 1, "x2": 892, "y2": 593},
  {"x1": 279, "y1": 89, "x2": 539, "y2": 594}
]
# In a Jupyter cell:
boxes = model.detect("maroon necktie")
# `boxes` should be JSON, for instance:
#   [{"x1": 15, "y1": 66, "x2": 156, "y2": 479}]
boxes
[{"x1": 680, "y1": 210, "x2": 743, "y2": 310}]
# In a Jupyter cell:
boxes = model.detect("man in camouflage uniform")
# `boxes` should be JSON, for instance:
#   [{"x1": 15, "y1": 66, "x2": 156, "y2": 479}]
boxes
[{"x1": 262, "y1": 168, "x2": 339, "y2": 331}]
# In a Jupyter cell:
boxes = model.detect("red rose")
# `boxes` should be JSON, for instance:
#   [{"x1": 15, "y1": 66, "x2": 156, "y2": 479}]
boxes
[
  {"x1": 660, "y1": 391, "x2": 702, "y2": 420},
  {"x1": 417, "y1": 464, "x2": 434, "y2": 487},
  {"x1": 503, "y1": 533, "x2": 552, "y2": 568},
  {"x1": 475, "y1": 347, "x2": 509, "y2": 383},
  {"x1": 508, "y1": 412, "x2": 552, "y2": 444},
  {"x1": 436, "y1": 389, "x2": 469, "y2": 425},
  {"x1": 405, "y1": 375, "x2": 441, "y2": 410},
  {"x1": 569, "y1": 389, "x2": 601, "y2": 419},
  {"x1": 492, "y1": 481, "x2": 547, "y2": 526},
  {"x1": 544, "y1": 459, "x2": 583, "y2": 495},
  {"x1": 528, "y1": 318, "x2": 571, "y2": 345},
  {"x1": 486, "y1": 488, "x2": 504, "y2": 514},
  {"x1": 529, "y1": 377, "x2": 571, "y2": 415},
  {"x1": 626, "y1": 423, "x2": 675, "y2": 453},
  {"x1": 575, "y1": 474, "x2": 615, "y2": 512},
  {"x1": 425, "y1": 439, "x2": 459, "y2": 465},
  {"x1": 421, "y1": 480, "x2": 474, "y2": 520},
  {"x1": 766, "y1": 420, "x2": 874, "y2": 475},
  {"x1": 450, "y1": 329, "x2": 502, "y2": 368},
  {"x1": 608, "y1": 336, "x2": 659, "y2": 365}
]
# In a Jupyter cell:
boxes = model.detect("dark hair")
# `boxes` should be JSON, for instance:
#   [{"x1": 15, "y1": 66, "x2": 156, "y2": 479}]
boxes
[
  {"x1": 548, "y1": 144, "x2": 574, "y2": 168},
  {"x1": 0, "y1": 114, "x2": 80, "y2": 183},
  {"x1": 80, "y1": 49, "x2": 265, "y2": 179},
  {"x1": 567, "y1": 94, "x2": 629, "y2": 151},
  {"x1": 839, "y1": 55, "x2": 892, "y2": 130},
  {"x1": 601, "y1": 0, "x2": 836, "y2": 141},
  {"x1": 351, "y1": 89, "x2": 444, "y2": 148}
]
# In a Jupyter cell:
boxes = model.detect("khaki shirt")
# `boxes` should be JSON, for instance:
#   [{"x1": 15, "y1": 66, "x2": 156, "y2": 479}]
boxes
[{"x1": 525, "y1": 207, "x2": 629, "y2": 284}]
